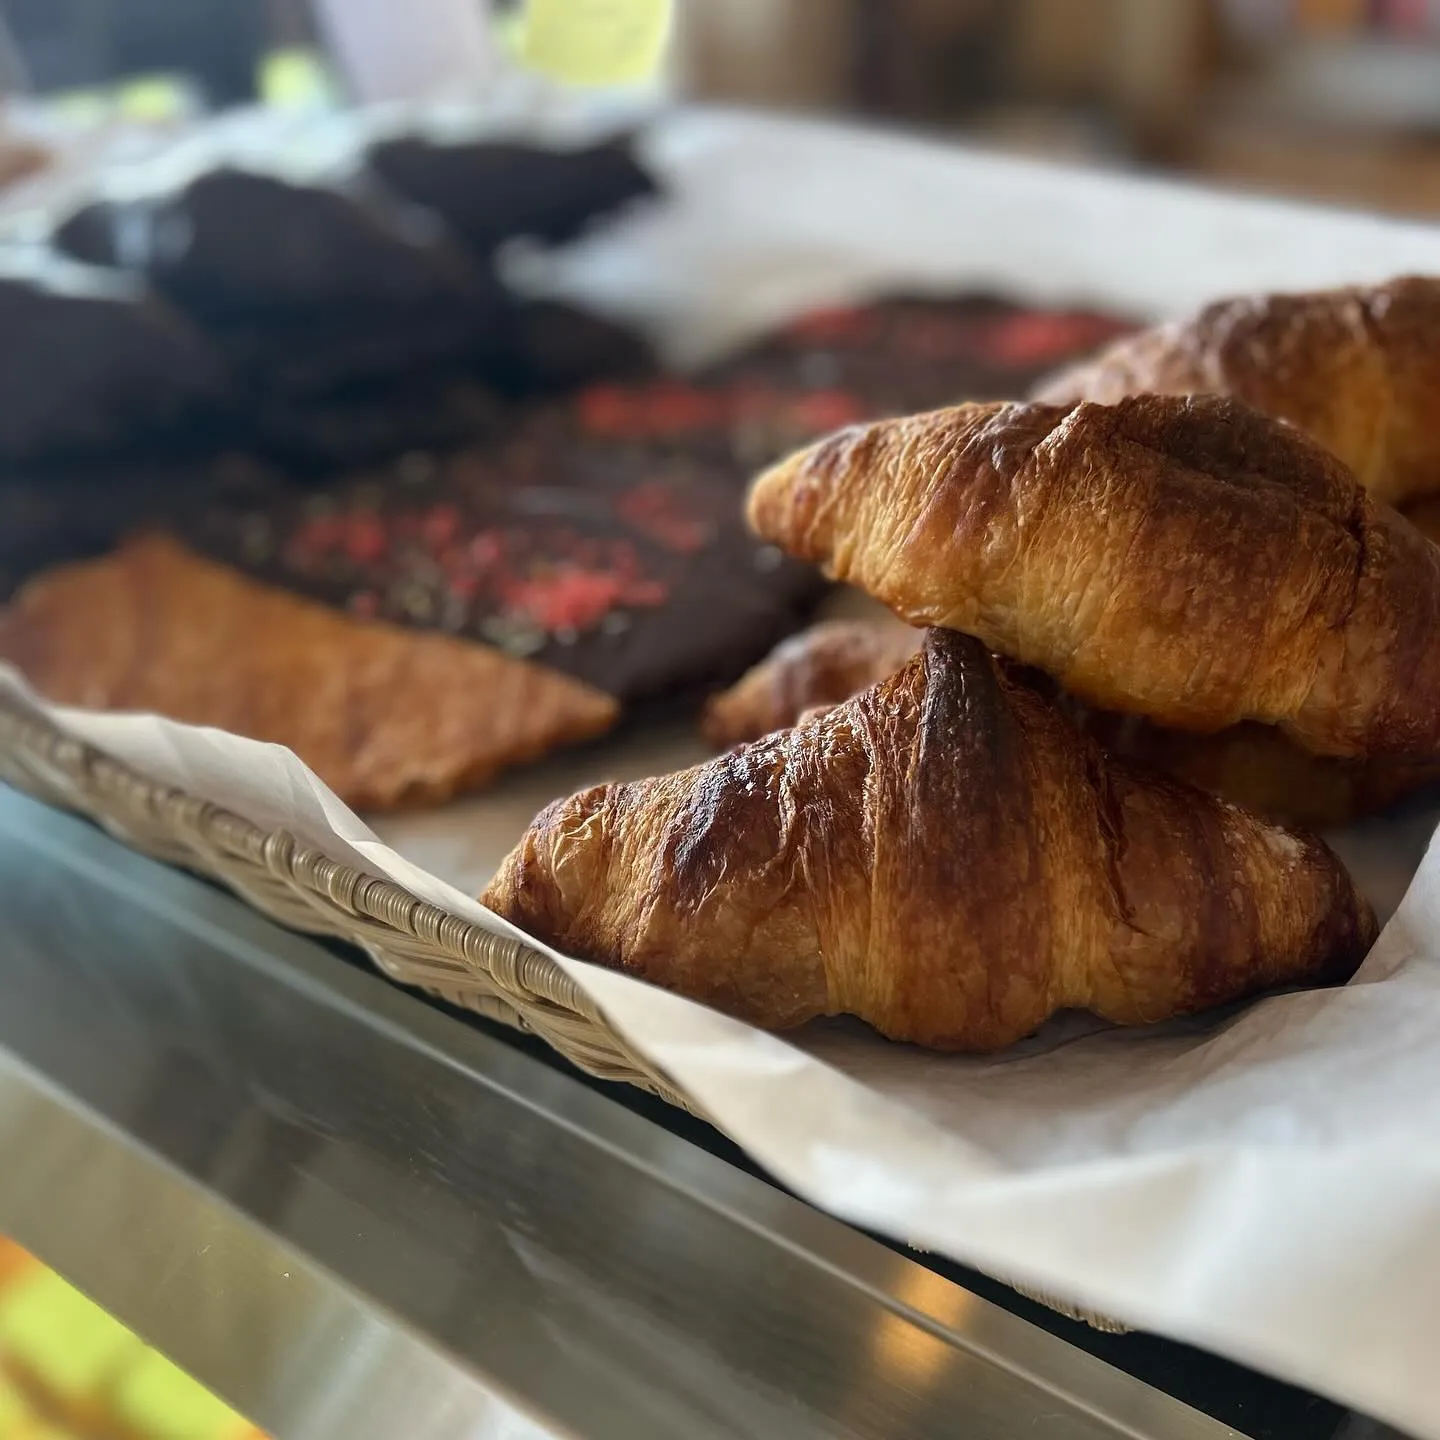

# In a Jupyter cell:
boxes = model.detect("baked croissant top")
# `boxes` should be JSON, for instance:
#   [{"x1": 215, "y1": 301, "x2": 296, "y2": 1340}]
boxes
[
  {"x1": 747, "y1": 393, "x2": 1440, "y2": 761},
  {"x1": 1034, "y1": 276, "x2": 1440, "y2": 508},
  {"x1": 484, "y1": 630, "x2": 1374, "y2": 1051}
]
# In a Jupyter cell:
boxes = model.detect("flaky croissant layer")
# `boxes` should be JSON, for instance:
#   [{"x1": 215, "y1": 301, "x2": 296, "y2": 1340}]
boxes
[
  {"x1": 747, "y1": 393, "x2": 1440, "y2": 761},
  {"x1": 1035, "y1": 275, "x2": 1440, "y2": 508},
  {"x1": 484, "y1": 631, "x2": 1374, "y2": 1051},
  {"x1": 703, "y1": 619, "x2": 1440, "y2": 826}
]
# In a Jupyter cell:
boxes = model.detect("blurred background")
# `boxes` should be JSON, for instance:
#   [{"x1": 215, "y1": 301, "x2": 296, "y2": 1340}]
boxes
[{"x1": 4, "y1": 0, "x2": 1440, "y2": 217}]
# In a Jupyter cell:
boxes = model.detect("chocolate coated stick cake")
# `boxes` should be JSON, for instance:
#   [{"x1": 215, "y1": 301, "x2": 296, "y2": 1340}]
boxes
[{"x1": 180, "y1": 417, "x2": 825, "y2": 705}]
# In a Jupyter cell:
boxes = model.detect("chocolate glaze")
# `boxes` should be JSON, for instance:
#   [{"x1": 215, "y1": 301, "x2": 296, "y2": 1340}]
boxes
[
  {"x1": 179, "y1": 416, "x2": 824, "y2": 704},
  {"x1": 52, "y1": 165, "x2": 486, "y2": 321},
  {"x1": 0, "y1": 252, "x2": 229, "y2": 463},
  {"x1": 0, "y1": 452, "x2": 279, "y2": 600},
  {"x1": 366, "y1": 134, "x2": 659, "y2": 254},
  {"x1": 242, "y1": 302, "x2": 656, "y2": 470},
  {"x1": 710, "y1": 295, "x2": 1135, "y2": 416}
]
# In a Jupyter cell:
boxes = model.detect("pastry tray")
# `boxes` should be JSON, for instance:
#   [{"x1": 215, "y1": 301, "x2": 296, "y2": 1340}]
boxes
[{"x1": 6, "y1": 110, "x2": 1440, "y2": 1360}]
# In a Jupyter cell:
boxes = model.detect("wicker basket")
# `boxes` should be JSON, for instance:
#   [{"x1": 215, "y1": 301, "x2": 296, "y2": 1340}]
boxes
[
  {"x1": 0, "y1": 693, "x2": 697, "y2": 1112},
  {"x1": 0, "y1": 691, "x2": 1128, "y2": 1334}
]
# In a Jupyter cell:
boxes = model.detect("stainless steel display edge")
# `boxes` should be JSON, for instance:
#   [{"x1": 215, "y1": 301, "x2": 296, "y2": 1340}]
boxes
[{"x1": 0, "y1": 787, "x2": 1242, "y2": 1440}]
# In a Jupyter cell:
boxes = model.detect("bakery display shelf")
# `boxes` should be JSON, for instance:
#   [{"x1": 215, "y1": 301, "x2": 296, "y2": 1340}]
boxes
[
  {"x1": 0, "y1": 785, "x2": 1246, "y2": 1440},
  {"x1": 0, "y1": 692, "x2": 689, "y2": 1108},
  {"x1": 0, "y1": 784, "x2": 1417, "y2": 1440}
]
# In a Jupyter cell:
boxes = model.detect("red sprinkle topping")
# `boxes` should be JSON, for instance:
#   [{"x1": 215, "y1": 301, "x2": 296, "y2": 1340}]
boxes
[
  {"x1": 980, "y1": 312, "x2": 1131, "y2": 366},
  {"x1": 420, "y1": 503, "x2": 462, "y2": 550},
  {"x1": 616, "y1": 481, "x2": 713, "y2": 554},
  {"x1": 580, "y1": 379, "x2": 867, "y2": 443},
  {"x1": 788, "y1": 389, "x2": 866, "y2": 433},
  {"x1": 500, "y1": 564, "x2": 667, "y2": 631},
  {"x1": 580, "y1": 382, "x2": 730, "y2": 439},
  {"x1": 782, "y1": 306, "x2": 877, "y2": 346}
]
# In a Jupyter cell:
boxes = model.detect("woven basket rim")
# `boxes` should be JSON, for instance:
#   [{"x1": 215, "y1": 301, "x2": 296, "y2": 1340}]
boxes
[{"x1": 0, "y1": 692, "x2": 699, "y2": 1112}]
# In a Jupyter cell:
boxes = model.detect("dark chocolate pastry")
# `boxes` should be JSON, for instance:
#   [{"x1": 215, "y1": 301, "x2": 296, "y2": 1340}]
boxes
[
  {"x1": 489, "y1": 299, "x2": 656, "y2": 395},
  {"x1": 554, "y1": 296, "x2": 1136, "y2": 479},
  {"x1": 242, "y1": 302, "x2": 654, "y2": 467},
  {"x1": 710, "y1": 295, "x2": 1135, "y2": 416},
  {"x1": 0, "y1": 249, "x2": 228, "y2": 464},
  {"x1": 179, "y1": 417, "x2": 824, "y2": 703},
  {"x1": 366, "y1": 133, "x2": 659, "y2": 254},
  {"x1": 0, "y1": 451, "x2": 280, "y2": 599},
  {"x1": 249, "y1": 374, "x2": 509, "y2": 472},
  {"x1": 52, "y1": 165, "x2": 486, "y2": 322},
  {"x1": 212, "y1": 285, "x2": 511, "y2": 398}
]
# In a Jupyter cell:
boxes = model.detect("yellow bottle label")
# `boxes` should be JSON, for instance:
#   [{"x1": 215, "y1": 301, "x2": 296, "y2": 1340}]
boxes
[{"x1": 521, "y1": 0, "x2": 673, "y2": 87}]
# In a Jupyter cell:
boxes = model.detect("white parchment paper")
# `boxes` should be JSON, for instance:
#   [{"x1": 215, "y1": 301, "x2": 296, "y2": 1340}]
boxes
[{"x1": 11, "y1": 110, "x2": 1440, "y2": 1436}]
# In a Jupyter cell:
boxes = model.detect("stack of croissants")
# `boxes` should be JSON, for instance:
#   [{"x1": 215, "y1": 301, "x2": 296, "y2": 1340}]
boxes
[{"x1": 483, "y1": 276, "x2": 1440, "y2": 1051}]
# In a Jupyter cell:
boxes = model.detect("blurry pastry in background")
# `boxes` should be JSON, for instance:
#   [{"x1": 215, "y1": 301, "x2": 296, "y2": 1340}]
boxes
[
  {"x1": 0, "y1": 130, "x2": 48, "y2": 194},
  {"x1": 702, "y1": 618, "x2": 918, "y2": 748},
  {"x1": 1035, "y1": 276, "x2": 1440, "y2": 509},
  {"x1": 365, "y1": 131, "x2": 660, "y2": 254},
  {"x1": 50, "y1": 150, "x2": 506, "y2": 400},
  {"x1": 0, "y1": 251, "x2": 227, "y2": 464},
  {"x1": 51, "y1": 156, "x2": 483, "y2": 322}
]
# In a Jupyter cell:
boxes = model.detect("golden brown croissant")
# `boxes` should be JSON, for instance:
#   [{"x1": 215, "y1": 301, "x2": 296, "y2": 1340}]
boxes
[
  {"x1": 1034, "y1": 276, "x2": 1440, "y2": 508},
  {"x1": 0, "y1": 535, "x2": 618, "y2": 810},
  {"x1": 703, "y1": 621, "x2": 1440, "y2": 825},
  {"x1": 701, "y1": 618, "x2": 920, "y2": 747},
  {"x1": 485, "y1": 630, "x2": 1374, "y2": 1051},
  {"x1": 748, "y1": 393, "x2": 1440, "y2": 761}
]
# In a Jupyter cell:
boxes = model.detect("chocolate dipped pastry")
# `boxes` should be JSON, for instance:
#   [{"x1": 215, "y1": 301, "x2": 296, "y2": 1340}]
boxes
[
  {"x1": 492, "y1": 300, "x2": 657, "y2": 395},
  {"x1": 0, "y1": 250, "x2": 227, "y2": 464},
  {"x1": 213, "y1": 285, "x2": 510, "y2": 398},
  {"x1": 566, "y1": 296, "x2": 1136, "y2": 477},
  {"x1": 52, "y1": 159, "x2": 483, "y2": 321},
  {"x1": 0, "y1": 453, "x2": 280, "y2": 600},
  {"x1": 366, "y1": 131, "x2": 659, "y2": 254},
  {"x1": 179, "y1": 417, "x2": 825, "y2": 704},
  {"x1": 249, "y1": 376, "x2": 509, "y2": 472},
  {"x1": 241, "y1": 303, "x2": 654, "y2": 465},
  {"x1": 712, "y1": 296, "x2": 1134, "y2": 416},
  {"x1": 49, "y1": 126, "x2": 503, "y2": 398}
]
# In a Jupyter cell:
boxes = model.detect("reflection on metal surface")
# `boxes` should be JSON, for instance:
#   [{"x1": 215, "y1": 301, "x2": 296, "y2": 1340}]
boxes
[
  {"x1": 869, "y1": 1268, "x2": 978, "y2": 1393},
  {"x1": 0, "y1": 788, "x2": 1246, "y2": 1440}
]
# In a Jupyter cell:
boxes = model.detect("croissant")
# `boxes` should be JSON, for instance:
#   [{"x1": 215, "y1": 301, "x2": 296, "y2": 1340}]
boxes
[
  {"x1": 0, "y1": 536, "x2": 618, "y2": 810},
  {"x1": 701, "y1": 618, "x2": 920, "y2": 747},
  {"x1": 485, "y1": 630, "x2": 1374, "y2": 1050},
  {"x1": 748, "y1": 393, "x2": 1440, "y2": 761},
  {"x1": 703, "y1": 620, "x2": 1440, "y2": 824},
  {"x1": 1033, "y1": 276, "x2": 1440, "y2": 508}
]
